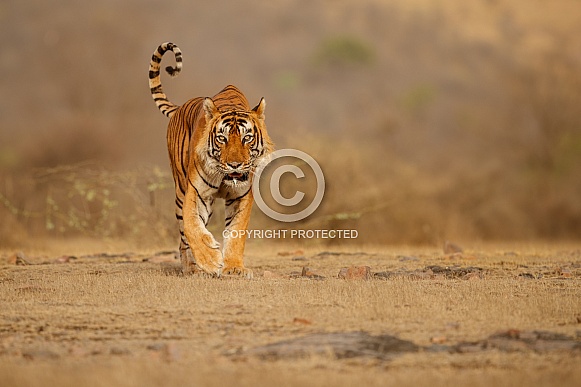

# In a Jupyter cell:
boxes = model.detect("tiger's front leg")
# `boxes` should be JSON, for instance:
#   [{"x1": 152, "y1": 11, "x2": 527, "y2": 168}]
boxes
[
  {"x1": 182, "y1": 188, "x2": 223, "y2": 277},
  {"x1": 222, "y1": 190, "x2": 254, "y2": 279}
]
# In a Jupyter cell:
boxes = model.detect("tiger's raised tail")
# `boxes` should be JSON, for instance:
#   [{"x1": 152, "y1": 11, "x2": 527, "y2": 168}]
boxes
[{"x1": 149, "y1": 42, "x2": 183, "y2": 118}]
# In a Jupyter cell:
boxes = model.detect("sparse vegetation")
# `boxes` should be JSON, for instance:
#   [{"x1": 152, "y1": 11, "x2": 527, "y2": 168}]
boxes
[
  {"x1": 2, "y1": 1, "x2": 581, "y2": 382},
  {"x1": 313, "y1": 35, "x2": 375, "y2": 67},
  {"x1": 1, "y1": 2, "x2": 580, "y2": 386},
  {"x1": 0, "y1": 164, "x2": 175, "y2": 246},
  {"x1": 2, "y1": 0, "x2": 580, "y2": 247}
]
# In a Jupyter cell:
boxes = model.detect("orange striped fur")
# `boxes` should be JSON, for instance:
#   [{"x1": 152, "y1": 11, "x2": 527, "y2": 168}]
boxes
[{"x1": 149, "y1": 42, "x2": 273, "y2": 278}]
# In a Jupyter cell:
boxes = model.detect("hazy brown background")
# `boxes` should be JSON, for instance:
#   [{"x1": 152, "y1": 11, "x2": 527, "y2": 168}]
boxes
[{"x1": 1, "y1": 0, "x2": 581, "y2": 248}]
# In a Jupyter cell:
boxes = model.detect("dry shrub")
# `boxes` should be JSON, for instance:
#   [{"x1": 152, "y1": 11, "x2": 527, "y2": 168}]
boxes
[
  {"x1": 0, "y1": 163, "x2": 175, "y2": 248},
  {"x1": 2, "y1": 0, "x2": 581, "y2": 246}
]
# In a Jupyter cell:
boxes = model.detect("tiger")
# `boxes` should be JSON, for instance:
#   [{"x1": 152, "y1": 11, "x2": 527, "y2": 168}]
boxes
[{"x1": 148, "y1": 42, "x2": 273, "y2": 279}]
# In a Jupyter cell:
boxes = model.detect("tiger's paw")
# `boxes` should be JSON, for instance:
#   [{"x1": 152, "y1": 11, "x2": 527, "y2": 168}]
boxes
[
  {"x1": 192, "y1": 245, "x2": 224, "y2": 278},
  {"x1": 190, "y1": 265, "x2": 221, "y2": 278},
  {"x1": 222, "y1": 266, "x2": 254, "y2": 280}
]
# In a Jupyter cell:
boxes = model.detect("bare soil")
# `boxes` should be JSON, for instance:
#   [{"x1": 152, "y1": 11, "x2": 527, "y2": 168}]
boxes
[{"x1": 0, "y1": 243, "x2": 580, "y2": 386}]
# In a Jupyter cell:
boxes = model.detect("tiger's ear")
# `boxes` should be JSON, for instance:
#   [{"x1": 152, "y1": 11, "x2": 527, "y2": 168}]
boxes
[
  {"x1": 252, "y1": 98, "x2": 266, "y2": 120},
  {"x1": 203, "y1": 98, "x2": 219, "y2": 121}
]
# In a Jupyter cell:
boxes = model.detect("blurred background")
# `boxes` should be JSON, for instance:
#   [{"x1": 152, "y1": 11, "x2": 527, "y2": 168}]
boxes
[{"x1": 1, "y1": 0, "x2": 580, "y2": 249}]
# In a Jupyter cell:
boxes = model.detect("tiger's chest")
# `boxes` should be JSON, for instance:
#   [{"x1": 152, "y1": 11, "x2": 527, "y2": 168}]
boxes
[{"x1": 189, "y1": 171, "x2": 251, "y2": 202}]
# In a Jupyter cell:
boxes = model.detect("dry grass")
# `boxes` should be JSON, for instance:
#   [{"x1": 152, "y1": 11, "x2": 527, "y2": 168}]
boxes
[
  {"x1": 1, "y1": 1, "x2": 581, "y2": 384},
  {"x1": 1, "y1": 243, "x2": 580, "y2": 386}
]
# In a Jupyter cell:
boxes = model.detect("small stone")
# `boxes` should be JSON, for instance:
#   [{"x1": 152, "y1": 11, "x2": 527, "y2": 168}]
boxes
[
  {"x1": 505, "y1": 329, "x2": 521, "y2": 339},
  {"x1": 430, "y1": 336, "x2": 447, "y2": 344},
  {"x1": 463, "y1": 272, "x2": 482, "y2": 280},
  {"x1": 454, "y1": 343, "x2": 485, "y2": 353},
  {"x1": 560, "y1": 269, "x2": 573, "y2": 278},
  {"x1": 518, "y1": 273, "x2": 536, "y2": 280},
  {"x1": 8, "y1": 252, "x2": 31, "y2": 265},
  {"x1": 278, "y1": 250, "x2": 304, "y2": 257},
  {"x1": 338, "y1": 266, "x2": 372, "y2": 280},
  {"x1": 53, "y1": 256, "x2": 72, "y2": 264},
  {"x1": 444, "y1": 241, "x2": 463, "y2": 254},
  {"x1": 147, "y1": 343, "x2": 167, "y2": 351},
  {"x1": 373, "y1": 271, "x2": 394, "y2": 279},
  {"x1": 301, "y1": 267, "x2": 325, "y2": 279},
  {"x1": 293, "y1": 317, "x2": 312, "y2": 325},
  {"x1": 147, "y1": 343, "x2": 181, "y2": 362},
  {"x1": 398, "y1": 255, "x2": 419, "y2": 262},
  {"x1": 291, "y1": 256, "x2": 307, "y2": 261}
]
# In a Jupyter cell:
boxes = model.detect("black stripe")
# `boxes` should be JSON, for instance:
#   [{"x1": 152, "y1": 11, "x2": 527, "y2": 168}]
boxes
[
  {"x1": 157, "y1": 45, "x2": 166, "y2": 56},
  {"x1": 165, "y1": 66, "x2": 179, "y2": 75},
  {"x1": 199, "y1": 214, "x2": 206, "y2": 225},
  {"x1": 225, "y1": 210, "x2": 240, "y2": 228},
  {"x1": 189, "y1": 181, "x2": 209, "y2": 212},
  {"x1": 179, "y1": 136, "x2": 188, "y2": 180},
  {"x1": 151, "y1": 54, "x2": 162, "y2": 63},
  {"x1": 176, "y1": 214, "x2": 183, "y2": 220},
  {"x1": 194, "y1": 161, "x2": 219, "y2": 189},
  {"x1": 149, "y1": 70, "x2": 160, "y2": 79},
  {"x1": 150, "y1": 85, "x2": 163, "y2": 94},
  {"x1": 226, "y1": 189, "x2": 251, "y2": 206},
  {"x1": 177, "y1": 180, "x2": 186, "y2": 195},
  {"x1": 207, "y1": 132, "x2": 212, "y2": 152}
]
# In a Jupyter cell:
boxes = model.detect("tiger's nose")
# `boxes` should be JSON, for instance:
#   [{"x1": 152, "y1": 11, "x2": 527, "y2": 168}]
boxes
[{"x1": 227, "y1": 162, "x2": 242, "y2": 169}]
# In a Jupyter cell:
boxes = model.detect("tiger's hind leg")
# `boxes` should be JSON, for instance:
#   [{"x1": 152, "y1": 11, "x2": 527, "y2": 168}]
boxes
[
  {"x1": 178, "y1": 237, "x2": 197, "y2": 275},
  {"x1": 175, "y1": 194, "x2": 197, "y2": 274}
]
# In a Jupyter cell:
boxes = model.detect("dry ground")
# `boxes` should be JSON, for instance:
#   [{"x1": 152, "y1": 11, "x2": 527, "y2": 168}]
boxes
[{"x1": 1, "y1": 242, "x2": 580, "y2": 386}]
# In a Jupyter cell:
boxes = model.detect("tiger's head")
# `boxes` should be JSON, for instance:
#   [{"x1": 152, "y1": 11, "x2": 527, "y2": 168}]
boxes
[{"x1": 199, "y1": 98, "x2": 273, "y2": 188}]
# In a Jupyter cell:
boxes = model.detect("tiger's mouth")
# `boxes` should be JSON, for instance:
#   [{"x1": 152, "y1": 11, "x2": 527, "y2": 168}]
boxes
[{"x1": 224, "y1": 172, "x2": 249, "y2": 183}]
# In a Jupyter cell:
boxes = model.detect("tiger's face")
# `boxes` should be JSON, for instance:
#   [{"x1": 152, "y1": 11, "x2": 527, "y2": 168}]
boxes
[{"x1": 201, "y1": 98, "x2": 271, "y2": 188}]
